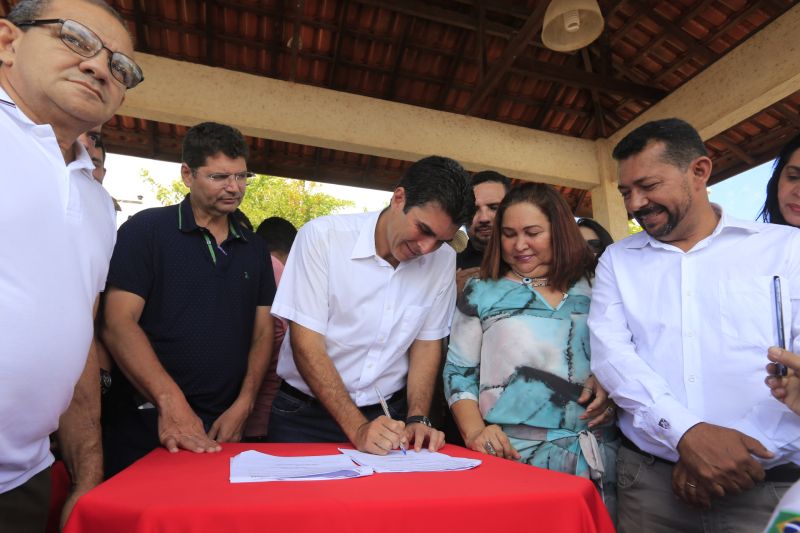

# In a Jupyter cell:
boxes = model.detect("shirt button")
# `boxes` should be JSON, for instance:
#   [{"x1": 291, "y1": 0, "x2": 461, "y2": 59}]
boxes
[
  {"x1": 688, "y1": 375, "x2": 696, "y2": 383},
  {"x1": 687, "y1": 331, "x2": 694, "y2": 338}
]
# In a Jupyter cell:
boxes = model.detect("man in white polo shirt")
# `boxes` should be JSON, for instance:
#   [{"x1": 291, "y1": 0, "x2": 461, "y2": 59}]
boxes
[
  {"x1": 268, "y1": 156, "x2": 474, "y2": 454},
  {"x1": 0, "y1": 0, "x2": 143, "y2": 530}
]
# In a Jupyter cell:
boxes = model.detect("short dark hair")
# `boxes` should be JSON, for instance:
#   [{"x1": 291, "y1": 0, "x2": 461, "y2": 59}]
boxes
[
  {"x1": 481, "y1": 183, "x2": 595, "y2": 292},
  {"x1": 397, "y1": 155, "x2": 474, "y2": 227},
  {"x1": 759, "y1": 132, "x2": 800, "y2": 226},
  {"x1": 612, "y1": 118, "x2": 707, "y2": 170},
  {"x1": 182, "y1": 122, "x2": 249, "y2": 169},
  {"x1": 255, "y1": 217, "x2": 297, "y2": 254},
  {"x1": 471, "y1": 170, "x2": 511, "y2": 192},
  {"x1": 8, "y1": 0, "x2": 130, "y2": 39},
  {"x1": 576, "y1": 217, "x2": 614, "y2": 256}
]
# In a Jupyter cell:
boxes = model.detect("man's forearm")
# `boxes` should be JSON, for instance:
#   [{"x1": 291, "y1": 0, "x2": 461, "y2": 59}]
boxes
[
  {"x1": 290, "y1": 323, "x2": 367, "y2": 441},
  {"x1": 58, "y1": 339, "x2": 103, "y2": 490},
  {"x1": 235, "y1": 309, "x2": 274, "y2": 406},
  {"x1": 102, "y1": 317, "x2": 184, "y2": 408},
  {"x1": 406, "y1": 339, "x2": 442, "y2": 418}
]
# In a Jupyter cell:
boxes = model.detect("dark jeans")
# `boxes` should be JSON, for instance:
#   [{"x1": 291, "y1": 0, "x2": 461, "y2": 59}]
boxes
[
  {"x1": 0, "y1": 467, "x2": 51, "y2": 533},
  {"x1": 266, "y1": 384, "x2": 407, "y2": 443}
]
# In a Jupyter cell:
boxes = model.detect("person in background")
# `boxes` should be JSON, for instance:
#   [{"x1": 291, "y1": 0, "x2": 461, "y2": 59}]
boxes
[
  {"x1": 0, "y1": 0, "x2": 142, "y2": 529},
  {"x1": 244, "y1": 217, "x2": 298, "y2": 440},
  {"x1": 577, "y1": 217, "x2": 614, "y2": 257},
  {"x1": 444, "y1": 183, "x2": 618, "y2": 518},
  {"x1": 102, "y1": 122, "x2": 275, "y2": 476},
  {"x1": 759, "y1": 132, "x2": 800, "y2": 228},
  {"x1": 267, "y1": 156, "x2": 474, "y2": 454},
  {"x1": 590, "y1": 118, "x2": 800, "y2": 533},
  {"x1": 764, "y1": 348, "x2": 800, "y2": 531},
  {"x1": 456, "y1": 171, "x2": 511, "y2": 293},
  {"x1": 256, "y1": 216, "x2": 298, "y2": 265},
  {"x1": 78, "y1": 125, "x2": 106, "y2": 183}
]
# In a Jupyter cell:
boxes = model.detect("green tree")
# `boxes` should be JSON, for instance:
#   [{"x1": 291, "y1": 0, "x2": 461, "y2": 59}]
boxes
[{"x1": 142, "y1": 170, "x2": 354, "y2": 228}]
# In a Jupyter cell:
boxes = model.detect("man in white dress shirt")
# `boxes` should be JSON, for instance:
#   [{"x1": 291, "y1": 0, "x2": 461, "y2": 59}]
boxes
[
  {"x1": 268, "y1": 156, "x2": 474, "y2": 454},
  {"x1": 589, "y1": 118, "x2": 800, "y2": 532},
  {"x1": 0, "y1": 0, "x2": 143, "y2": 530}
]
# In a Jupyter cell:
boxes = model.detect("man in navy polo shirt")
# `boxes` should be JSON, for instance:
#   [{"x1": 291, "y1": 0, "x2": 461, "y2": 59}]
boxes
[{"x1": 101, "y1": 122, "x2": 276, "y2": 477}]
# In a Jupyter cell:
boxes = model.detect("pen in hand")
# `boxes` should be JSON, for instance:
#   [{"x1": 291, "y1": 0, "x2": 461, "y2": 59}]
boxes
[
  {"x1": 773, "y1": 276, "x2": 789, "y2": 377},
  {"x1": 374, "y1": 386, "x2": 407, "y2": 455}
]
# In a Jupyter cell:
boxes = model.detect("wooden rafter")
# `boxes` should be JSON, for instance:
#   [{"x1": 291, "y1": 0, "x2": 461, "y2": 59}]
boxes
[
  {"x1": 132, "y1": 0, "x2": 150, "y2": 53},
  {"x1": 386, "y1": 18, "x2": 412, "y2": 100},
  {"x1": 475, "y1": 0, "x2": 486, "y2": 82},
  {"x1": 289, "y1": 0, "x2": 305, "y2": 82},
  {"x1": 581, "y1": 48, "x2": 607, "y2": 137},
  {"x1": 327, "y1": 0, "x2": 349, "y2": 87},
  {"x1": 205, "y1": 0, "x2": 216, "y2": 66},
  {"x1": 465, "y1": 3, "x2": 548, "y2": 115},
  {"x1": 434, "y1": 29, "x2": 469, "y2": 109}
]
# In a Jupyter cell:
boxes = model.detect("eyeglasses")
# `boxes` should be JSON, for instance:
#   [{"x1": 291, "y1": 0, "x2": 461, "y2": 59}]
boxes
[
  {"x1": 16, "y1": 19, "x2": 144, "y2": 89},
  {"x1": 192, "y1": 169, "x2": 256, "y2": 185}
]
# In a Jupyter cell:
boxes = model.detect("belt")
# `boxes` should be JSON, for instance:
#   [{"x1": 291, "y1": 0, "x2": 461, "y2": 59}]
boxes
[
  {"x1": 279, "y1": 381, "x2": 406, "y2": 410},
  {"x1": 621, "y1": 435, "x2": 800, "y2": 483}
]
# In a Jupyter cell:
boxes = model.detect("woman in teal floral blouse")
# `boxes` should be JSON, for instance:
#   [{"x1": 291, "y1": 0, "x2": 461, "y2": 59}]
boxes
[{"x1": 444, "y1": 183, "x2": 619, "y2": 517}]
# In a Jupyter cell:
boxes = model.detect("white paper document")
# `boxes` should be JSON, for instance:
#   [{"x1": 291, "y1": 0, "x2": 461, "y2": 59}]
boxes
[
  {"x1": 230, "y1": 450, "x2": 373, "y2": 483},
  {"x1": 338, "y1": 448, "x2": 481, "y2": 473}
]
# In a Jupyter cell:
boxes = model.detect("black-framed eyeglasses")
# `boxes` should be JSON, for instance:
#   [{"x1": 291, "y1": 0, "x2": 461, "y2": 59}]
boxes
[
  {"x1": 16, "y1": 19, "x2": 144, "y2": 89},
  {"x1": 192, "y1": 169, "x2": 256, "y2": 185}
]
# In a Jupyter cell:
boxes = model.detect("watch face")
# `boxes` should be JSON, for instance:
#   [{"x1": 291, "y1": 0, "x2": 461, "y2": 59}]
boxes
[{"x1": 100, "y1": 369, "x2": 112, "y2": 395}]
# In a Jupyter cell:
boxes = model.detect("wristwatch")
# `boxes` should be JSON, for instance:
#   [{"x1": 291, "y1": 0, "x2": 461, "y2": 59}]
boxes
[{"x1": 405, "y1": 415, "x2": 433, "y2": 427}]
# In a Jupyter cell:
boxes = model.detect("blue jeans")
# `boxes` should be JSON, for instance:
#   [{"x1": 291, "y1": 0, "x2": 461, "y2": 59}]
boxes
[{"x1": 266, "y1": 383, "x2": 407, "y2": 443}]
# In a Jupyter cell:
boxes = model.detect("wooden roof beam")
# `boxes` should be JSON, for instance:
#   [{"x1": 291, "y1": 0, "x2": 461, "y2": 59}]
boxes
[
  {"x1": 609, "y1": 3, "x2": 800, "y2": 145},
  {"x1": 465, "y1": 3, "x2": 547, "y2": 115},
  {"x1": 512, "y1": 56, "x2": 667, "y2": 101}
]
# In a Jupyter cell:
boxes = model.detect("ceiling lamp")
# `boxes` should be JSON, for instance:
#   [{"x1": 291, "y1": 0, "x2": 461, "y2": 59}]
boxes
[{"x1": 541, "y1": 0, "x2": 604, "y2": 53}]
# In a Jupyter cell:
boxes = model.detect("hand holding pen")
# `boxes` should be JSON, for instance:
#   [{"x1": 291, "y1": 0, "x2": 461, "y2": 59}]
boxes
[
  {"x1": 375, "y1": 386, "x2": 406, "y2": 455},
  {"x1": 350, "y1": 387, "x2": 407, "y2": 456},
  {"x1": 765, "y1": 348, "x2": 800, "y2": 416}
]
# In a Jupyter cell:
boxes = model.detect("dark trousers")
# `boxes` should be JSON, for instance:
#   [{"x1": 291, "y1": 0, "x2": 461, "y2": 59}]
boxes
[
  {"x1": 266, "y1": 382, "x2": 407, "y2": 443},
  {"x1": 0, "y1": 467, "x2": 51, "y2": 533}
]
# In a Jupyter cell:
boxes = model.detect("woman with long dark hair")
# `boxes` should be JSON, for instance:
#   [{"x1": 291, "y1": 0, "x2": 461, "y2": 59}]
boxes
[{"x1": 759, "y1": 132, "x2": 800, "y2": 227}]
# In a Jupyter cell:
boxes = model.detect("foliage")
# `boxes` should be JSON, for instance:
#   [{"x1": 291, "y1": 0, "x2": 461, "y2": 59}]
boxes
[{"x1": 142, "y1": 170, "x2": 354, "y2": 228}]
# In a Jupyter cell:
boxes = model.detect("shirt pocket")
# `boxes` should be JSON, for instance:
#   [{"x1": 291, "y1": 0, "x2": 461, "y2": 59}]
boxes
[{"x1": 718, "y1": 276, "x2": 775, "y2": 351}]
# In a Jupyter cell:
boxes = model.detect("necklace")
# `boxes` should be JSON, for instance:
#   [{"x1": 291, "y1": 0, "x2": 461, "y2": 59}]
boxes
[{"x1": 511, "y1": 268, "x2": 549, "y2": 287}]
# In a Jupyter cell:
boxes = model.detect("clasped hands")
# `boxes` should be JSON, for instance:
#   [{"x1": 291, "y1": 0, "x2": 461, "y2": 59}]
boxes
[{"x1": 355, "y1": 416, "x2": 445, "y2": 455}]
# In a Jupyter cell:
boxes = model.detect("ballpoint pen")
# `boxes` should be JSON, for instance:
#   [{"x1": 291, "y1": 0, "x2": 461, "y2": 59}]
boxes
[
  {"x1": 374, "y1": 386, "x2": 407, "y2": 455},
  {"x1": 773, "y1": 276, "x2": 789, "y2": 376}
]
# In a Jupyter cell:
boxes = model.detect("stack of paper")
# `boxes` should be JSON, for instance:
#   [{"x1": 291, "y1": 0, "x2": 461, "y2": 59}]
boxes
[
  {"x1": 338, "y1": 448, "x2": 482, "y2": 473},
  {"x1": 230, "y1": 450, "x2": 373, "y2": 483}
]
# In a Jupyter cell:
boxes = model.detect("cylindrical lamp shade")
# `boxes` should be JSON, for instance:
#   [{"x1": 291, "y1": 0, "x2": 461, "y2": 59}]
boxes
[{"x1": 542, "y1": 0, "x2": 604, "y2": 52}]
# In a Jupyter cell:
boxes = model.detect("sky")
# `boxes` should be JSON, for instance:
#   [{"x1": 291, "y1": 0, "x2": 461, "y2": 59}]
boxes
[{"x1": 104, "y1": 153, "x2": 773, "y2": 227}]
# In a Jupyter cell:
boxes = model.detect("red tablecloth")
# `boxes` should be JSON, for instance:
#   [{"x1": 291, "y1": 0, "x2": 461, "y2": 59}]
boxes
[{"x1": 64, "y1": 443, "x2": 614, "y2": 533}]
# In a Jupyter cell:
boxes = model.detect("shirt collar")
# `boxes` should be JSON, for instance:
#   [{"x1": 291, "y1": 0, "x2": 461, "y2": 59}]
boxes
[
  {"x1": 0, "y1": 86, "x2": 94, "y2": 174},
  {"x1": 350, "y1": 210, "x2": 382, "y2": 260},
  {"x1": 177, "y1": 194, "x2": 249, "y2": 241},
  {"x1": 622, "y1": 207, "x2": 763, "y2": 251}
]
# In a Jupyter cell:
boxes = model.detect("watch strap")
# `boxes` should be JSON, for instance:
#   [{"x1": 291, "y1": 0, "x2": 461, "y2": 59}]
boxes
[{"x1": 405, "y1": 415, "x2": 433, "y2": 427}]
